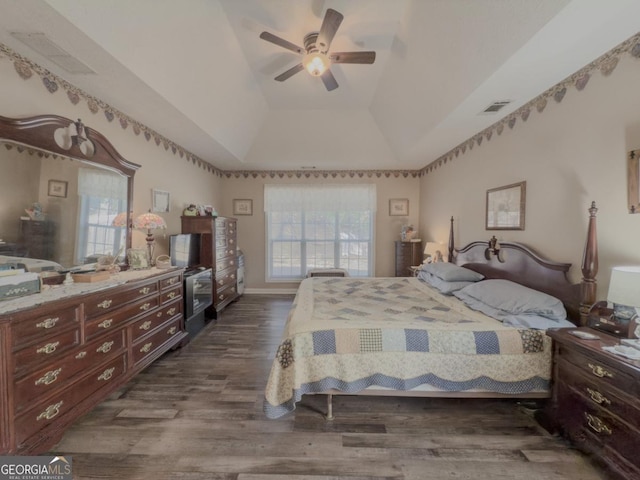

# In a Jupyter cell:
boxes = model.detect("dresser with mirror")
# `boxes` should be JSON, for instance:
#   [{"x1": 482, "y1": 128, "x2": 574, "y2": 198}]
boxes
[{"x1": 0, "y1": 114, "x2": 188, "y2": 454}]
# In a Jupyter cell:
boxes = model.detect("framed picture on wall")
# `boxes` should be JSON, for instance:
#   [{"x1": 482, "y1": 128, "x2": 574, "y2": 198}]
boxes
[
  {"x1": 389, "y1": 198, "x2": 409, "y2": 216},
  {"x1": 152, "y1": 189, "x2": 170, "y2": 212},
  {"x1": 233, "y1": 199, "x2": 253, "y2": 216},
  {"x1": 48, "y1": 179, "x2": 68, "y2": 198},
  {"x1": 486, "y1": 181, "x2": 526, "y2": 230}
]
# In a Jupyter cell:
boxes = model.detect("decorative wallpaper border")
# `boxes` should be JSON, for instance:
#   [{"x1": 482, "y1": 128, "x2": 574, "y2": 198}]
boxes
[
  {"x1": 1, "y1": 30, "x2": 639, "y2": 180},
  {"x1": 0, "y1": 42, "x2": 224, "y2": 177},
  {"x1": 419, "y1": 31, "x2": 640, "y2": 176}
]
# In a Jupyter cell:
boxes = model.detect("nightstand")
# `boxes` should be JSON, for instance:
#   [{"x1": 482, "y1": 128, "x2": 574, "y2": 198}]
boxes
[{"x1": 546, "y1": 327, "x2": 640, "y2": 480}]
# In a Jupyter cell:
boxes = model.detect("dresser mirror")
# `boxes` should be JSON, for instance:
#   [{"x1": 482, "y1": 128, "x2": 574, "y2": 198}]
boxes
[{"x1": 0, "y1": 114, "x2": 140, "y2": 272}]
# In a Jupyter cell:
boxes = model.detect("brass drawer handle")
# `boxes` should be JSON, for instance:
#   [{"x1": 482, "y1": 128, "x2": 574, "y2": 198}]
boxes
[
  {"x1": 37, "y1": 341, "x2": 59, "y2": 355},
  {"x1": 585, "y1": 412, "x2": 612, "y2": 435},
  {"x1": 140, "y1": 302, "x2": 151, "y2": 311},
  {"x1": 98, "y1": 367, "x2": 115, "y2": 381},
  {"x1": 75, "y1": 351, "x2": 87, "y2": 359},
  {"x1": 167, "y1": 292, "x2": 177, "y2": 299},
  {"x1": 98, "y1": 319, "x2": 113, "y2": 329},
  {"x1": 229, "y1": 239, "x2": 235, "y2": 244},
  {"x1": 37, "y1": 401, "x2": 63, "y2": 421},
  {"x1": 139, "y1": 287, "x2": 151, "y2": 295},
  {"x1": 139, "y1": 320, "x2": 152, "y2": 331},
  {"x1": 157, "y1": 311, "x2": 163, "y2": 317},
  {"x1": 219, "y1": 294, "x2": 224, "y2": 300},
  {"x1": 168, "y1": 278, "x2": 177, "y2": 285},
  {"x1": 35, "y1": 368, "x2": 62, "y2": 386},
  {"x1": 586, "y1": 387, "x2": 611, "y2": 406},
  {"x1": 167, "y1": 307, "x2": 176, "y2": 316},
  {"x1": 140, "y1": 342, "x2": 153, "y2": 353},
  {"x1": 167, "y1": 326, "x2": 177, "y2": 335},
  {"x1": 218, "y1": 280, "x2": 224, "y2": 286},
  {"x1": 230, "y1": 260, "x2": 235, "y2": 265},
  {"x1": 97, "y1": 299, "x2": 113, "y2": 309},
  {"x1": 96, "y1": 341, "x2": 114, "y2": 353},
  {"x1": 587, "y1": 363, "x2": 613, "y2": 378},
  {"x1": 36, "y1": 317, "x2": 59, "y2": 329},
  {"x1": 231, "y1": 274, "x2": 236, "y2": 280}
]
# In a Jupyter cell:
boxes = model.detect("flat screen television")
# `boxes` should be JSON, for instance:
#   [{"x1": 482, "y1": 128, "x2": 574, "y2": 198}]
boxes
[{"x1": 170, "y1": 233, "x2": 200, "y2": 269}]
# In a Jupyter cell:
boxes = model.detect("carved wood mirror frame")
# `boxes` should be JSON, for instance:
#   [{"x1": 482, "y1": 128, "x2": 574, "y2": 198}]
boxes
[
  {"x1": 629, "y1": 149, "x2": 640, "y2": 213},
  {"x1": 0, "y1": 114, "x2": 141, "y2": 260}
]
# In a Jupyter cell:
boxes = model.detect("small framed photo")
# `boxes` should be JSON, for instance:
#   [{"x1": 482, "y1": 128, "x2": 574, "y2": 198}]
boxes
[
  {"x1": 486, "y1": 181, "x2": 526, "y2": 230},
  {"x1": 127, "y1": 248, "x2": 149, "y2": 270},
  {"x1": 233, "y1": 199, "x2": 253, "y2": 216},
  {"x1": 48, "y1": 179, "x2": 68, "y2": 198},
  {"x1": 389, "y1": 198, "x2": 409, "y2": 216},
  {"x1": 152, "y1": 189, "x2": 170, "y2": 212}
]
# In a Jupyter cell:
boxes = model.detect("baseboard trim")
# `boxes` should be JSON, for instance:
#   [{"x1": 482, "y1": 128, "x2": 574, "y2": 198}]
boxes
[{"x1": 244, "y1": 288, "x2": 298, "y2": 295}]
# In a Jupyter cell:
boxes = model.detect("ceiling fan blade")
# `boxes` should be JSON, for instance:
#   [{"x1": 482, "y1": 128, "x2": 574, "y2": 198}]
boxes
[
  {"x1": 316, "y1": 8, "x2": 343, "y2": 53},
  {"x1": 321, "y1": 69, "x2": 339, "y2": 91},
  {"x1": 329, "y1": 51, "x2": 376, "y2": 64},
  {"x1": 274, "y1": 63, "x2": 304, "y2": 82},
  {"x1": 260, "y1": 31, "x2": 304, "y2": 55}
]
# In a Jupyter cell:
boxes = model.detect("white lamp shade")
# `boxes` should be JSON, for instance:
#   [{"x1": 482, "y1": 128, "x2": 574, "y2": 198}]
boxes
[
  {"x1": 424, "y1": 242, "x2": 445, "y2": 256},
  {"x1": 607, "y1": 266, "x2": 640, "y2": 308}
]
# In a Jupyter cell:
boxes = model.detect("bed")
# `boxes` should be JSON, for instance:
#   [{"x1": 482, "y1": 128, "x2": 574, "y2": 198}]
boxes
[{"x1": 264, "y1": 203, "x2": 599, "y2": 419}]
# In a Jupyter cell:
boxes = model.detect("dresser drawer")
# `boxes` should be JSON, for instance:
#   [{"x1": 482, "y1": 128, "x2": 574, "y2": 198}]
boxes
[
  {"x1": 215, "y1": 255, "x2": 236, "y2": 273},
  {"x1": 15, "y1": 354, "x2": 126, "y2": 447},
  {"x1": 160, "y1": 285, "x2": 181, "y2": 304},
  {"x1": 215, "y1": 283, "x2": 237, "y2": 306},
  {"x1": 85, "y1": 295, "x2": 156, "y2": 341},
  {"x1": 215, "y1": 267, "x2": 237, "y2": 290},
  {"x1": 132, "y1": 318, "x2": 182, "y2": 366},
  {"x1": 557, "y1": 380, "x2": 640, "y2": 471},
  {"x1": 11, "y1": 306, "x2": 80, "y2": 348},
  {"x1": 14, "y1": 328, "x2": 81, "y2": 374},
  {"x1": 215, "y1": 245, "x2": 236, "y2": 260},
  {"x1": 85, "y1": 280, "x2": 157, "y2": 318},
  {"x1": 130, "y1": 302, "x2": 181, "y2": 343},
  {"x1": 557, "y1": 344, "x2": 638, "y2": 396},
  {"x1": 159, "y1": 274, "x2": 181, "y2": 291},
  {"x1": 558, "y1": 358, "x2": 640, "y2": 432},
  {"x1": 14, "y1": 329, "x2": 125, "y2": 411}
]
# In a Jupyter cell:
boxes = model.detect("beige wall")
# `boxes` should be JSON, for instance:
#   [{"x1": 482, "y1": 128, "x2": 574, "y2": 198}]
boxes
[
  {"x1": 0, "y1": 58, "x2": 224, "y2": 260},
  {"x1": 221, "y1": 175, "x2": 420, "y2": 291},
  {"x1": 419, "y1": 55, "x2": 640, "y2": 296}
]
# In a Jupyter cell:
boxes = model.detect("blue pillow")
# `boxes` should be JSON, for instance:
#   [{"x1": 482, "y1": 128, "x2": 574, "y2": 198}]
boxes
[
  {"x1": 421, "y1": 262, "x2": 484, "y2": 283},
  {"x1": 454, "y1": 279, "x2": 567, "y2": 322},
  {"x1": 417, "y1": 271, "x2": 474, "y2": 295}
]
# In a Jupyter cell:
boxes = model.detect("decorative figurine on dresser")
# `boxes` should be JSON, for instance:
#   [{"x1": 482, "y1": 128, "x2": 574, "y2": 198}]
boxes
[
  {"x1": 0, "y1": 114, "x2": 188, "y2": 455},
  {"x1": 181, "y1": 214, "x2": 239, "y2": 317}
]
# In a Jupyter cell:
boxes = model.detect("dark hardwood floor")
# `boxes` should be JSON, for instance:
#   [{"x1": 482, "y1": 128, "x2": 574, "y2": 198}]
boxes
[{"x1": 51, "y1": 294, "x2": 610, "y2": 479}]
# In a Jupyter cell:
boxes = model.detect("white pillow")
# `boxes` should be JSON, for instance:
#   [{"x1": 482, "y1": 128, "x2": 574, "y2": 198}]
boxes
[{"x1": 422, "y1": 262, "x2": 484, "y2": 283}]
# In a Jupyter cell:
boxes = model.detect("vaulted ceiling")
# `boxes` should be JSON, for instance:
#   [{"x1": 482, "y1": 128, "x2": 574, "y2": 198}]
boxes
[{"x1": 1, "y1": 0, "x2": 639, "y2": 172}]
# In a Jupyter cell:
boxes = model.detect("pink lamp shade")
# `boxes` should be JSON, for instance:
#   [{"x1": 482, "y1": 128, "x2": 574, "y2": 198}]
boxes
[
  {"x1": 133, "y1": 212, "x2": 167, "y2": 230},
  {"x1": 133, "y1": 212, "x2": 167, "y2": 266},
  {"x1": 112, "y1": 212, "x2": 128, "y2": 227}
]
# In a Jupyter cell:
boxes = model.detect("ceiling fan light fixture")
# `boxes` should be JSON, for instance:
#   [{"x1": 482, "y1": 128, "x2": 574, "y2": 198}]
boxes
[{"x1": 303, "y1": 52, "x2": 329, "y2": 76}]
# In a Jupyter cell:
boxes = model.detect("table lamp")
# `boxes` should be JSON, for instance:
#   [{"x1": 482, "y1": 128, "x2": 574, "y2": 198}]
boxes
[
  {"x1": 133, "y1": 211, "x2": 167, "y2": 266},
  {"x1": 608, "y1": 266, "x2": 640, "y2": 325},
  {"x1": 423, "y1": 242, "x2": 445, "y2": 263}
]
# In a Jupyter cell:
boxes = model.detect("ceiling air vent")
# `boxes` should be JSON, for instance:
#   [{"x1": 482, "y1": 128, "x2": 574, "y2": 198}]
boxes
[
  {"x1": 481, "y1": 100, "x2": 511, "y2": 114},
  {"x1": 10, "y1": 32, "x2": 95, "y2": 75}
]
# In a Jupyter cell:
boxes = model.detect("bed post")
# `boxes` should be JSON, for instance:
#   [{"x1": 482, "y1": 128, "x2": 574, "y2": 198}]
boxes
[
  {"x1": 579, "y1": 201, "x2": 598, "y2": 325},
  {"x1": 448, "y1": 216, "x2": 454, "y2": 263}
]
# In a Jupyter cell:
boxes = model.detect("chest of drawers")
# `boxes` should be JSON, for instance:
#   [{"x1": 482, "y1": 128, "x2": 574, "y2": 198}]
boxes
[
  {"x1": 181, "y1": 215, "x2": 239, "y2": 316},
  {"x1": 0, "y1": 268, "x2": 188, "y2": 455},
  {"x1": 395, "y1": 241, "x2": 422, "y2": 277},
  {"x1": 546, "y1": 328, "x2": 640, "y2": 480}
]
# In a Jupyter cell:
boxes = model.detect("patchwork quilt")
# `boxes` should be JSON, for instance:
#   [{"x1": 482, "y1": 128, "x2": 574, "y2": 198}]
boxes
[{"x1": 264, "y1": 277, "x2": 552, "y2": 419}]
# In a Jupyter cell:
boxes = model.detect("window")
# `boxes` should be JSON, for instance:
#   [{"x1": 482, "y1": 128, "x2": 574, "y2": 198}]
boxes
[
  {"x1": 75, "y1": 168, "x2": 127, "y2": 264},
  {"x1": 265, "y1": 184, "x2": 376, "y2": 280}
]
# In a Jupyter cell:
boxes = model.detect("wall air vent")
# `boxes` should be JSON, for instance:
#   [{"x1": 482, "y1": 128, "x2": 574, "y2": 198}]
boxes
[
  {"x1": 481, "y1": 100, "x2": 511, "y2": 114},
  {"x1": 10, "y1": 32, "x2": 95, "y2": 75}
]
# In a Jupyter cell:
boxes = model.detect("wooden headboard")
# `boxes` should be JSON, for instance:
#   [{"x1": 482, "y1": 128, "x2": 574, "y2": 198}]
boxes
[{"x1": 447, "y1": 202, "x2": 598, "y2": 325}]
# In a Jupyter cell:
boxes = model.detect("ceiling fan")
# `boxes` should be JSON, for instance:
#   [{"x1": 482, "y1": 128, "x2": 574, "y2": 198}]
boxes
[{"x1": 259, "y1": 8, "x2": 376, "y2": 91}]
